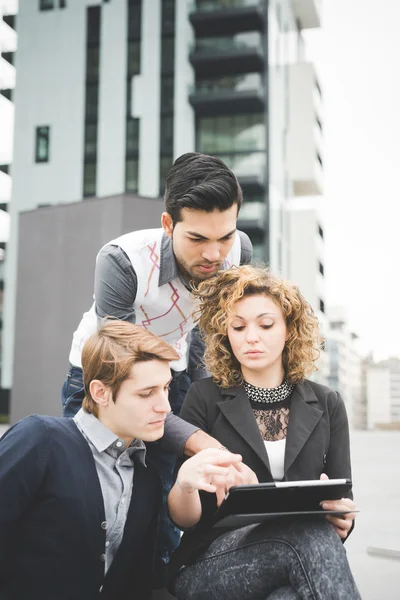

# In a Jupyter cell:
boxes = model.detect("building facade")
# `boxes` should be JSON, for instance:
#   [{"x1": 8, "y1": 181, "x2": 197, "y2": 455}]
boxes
[
  {"x1": 325, "y1": 307, "x2": 364, "y2": 430},
  {"x1": 2, "y1": 0, "x2": 322, "y2": 404},
  {"x1": 365, "y1": 358, "x2": 400, "y2": 430},
  {"x1": 0, "y1": 0, "x2": 16, "y2": 415}
]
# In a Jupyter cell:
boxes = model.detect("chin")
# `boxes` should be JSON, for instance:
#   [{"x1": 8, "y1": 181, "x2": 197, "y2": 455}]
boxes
[{"x1": 143, "y1": 426, "x2": 165, "y2": 442}]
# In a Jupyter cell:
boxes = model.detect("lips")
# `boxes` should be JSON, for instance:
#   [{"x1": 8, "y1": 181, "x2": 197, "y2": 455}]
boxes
[{"x1": 245, "y1": 350, "x2": 264, "y2": 355}]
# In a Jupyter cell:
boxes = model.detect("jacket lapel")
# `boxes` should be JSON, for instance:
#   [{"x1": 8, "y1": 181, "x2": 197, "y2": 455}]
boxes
[
  {"x1": 284, "y1": 382, "x2": 323, "y2": 475},
  {"x1": 218, "y1": 386, "x2": 272, "y2": 474}
]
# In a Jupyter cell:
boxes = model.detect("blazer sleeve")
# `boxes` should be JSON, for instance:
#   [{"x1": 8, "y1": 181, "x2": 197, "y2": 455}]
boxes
[
  {"x1": 325, "y1": 392, "x2": 353, "y2": 499},
  {"x1": 174, "y1": 382, "x2": 219, "y2": 529},
  {"x1": 0, "y1": 416, "x2": 49, "y2": 574},
  {"x1": 179, "y1": 381, "x2": 210, "y2": 432}
]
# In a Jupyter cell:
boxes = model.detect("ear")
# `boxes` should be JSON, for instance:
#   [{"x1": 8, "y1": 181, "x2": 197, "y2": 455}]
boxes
[
  {"x1": 161, "y1": 212, "x2": 173, "y2": 237},
  {"x1": 89, "y1": 380, "x2": 112, "y2": 408}
]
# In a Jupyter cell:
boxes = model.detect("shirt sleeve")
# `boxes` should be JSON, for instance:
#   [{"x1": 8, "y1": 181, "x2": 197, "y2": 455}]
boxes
[
  {"x1": 160, "y1": 412, "x2": 200, "y2": 455},
  {"x1": 187, "y1": 325, "x2": 209, "y2": 382},
  {"x1": 94, "y1": 245, "x2": 138, "y2": 323},
  {"x1": 0, "y1": 417, "x2": 49, "y2": 572},
  {"x1": 238, "y1": 230, "x2": 253, "y2": 265}
]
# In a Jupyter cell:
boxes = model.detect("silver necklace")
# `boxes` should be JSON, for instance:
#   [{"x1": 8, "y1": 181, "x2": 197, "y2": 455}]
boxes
[{"x1": 243, "y1": 380, "x2": 294, "y2": 404}]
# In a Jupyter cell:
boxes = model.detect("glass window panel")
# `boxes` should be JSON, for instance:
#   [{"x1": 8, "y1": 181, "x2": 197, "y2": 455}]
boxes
[
  {"x1": 125, "y1": 158, "x2": 139, "y2": 193},
  {"x1": 86, "y1": 46, "x2": 99, "y2": 81},
  {"x1": 83, "y1": 162, "x2": 96, "y2": 197},
  {"x1": 84, "y1": 124, "x2": 97, "y2": 158},
  {"x1": 128, "y1": 41, "x2": 141, "y2": 76},
  {"x1": 40, "y1": 0, "x2": 54, "y2": 10},
  {"x1": 128, "y1": 0, "x2": 142, "y2": 39},
  {"x1": 162, "y1": 0, "x2": 175, "y2": 30},
  {"x1": 161, "y1": 77, "x2": 174, "y2": 113},
  {"x1": 160, "y1": 116, "x2": 174, "y2": 153},
  {"x1": 161, "y1": 38, "x2": 174, "y2": 73},
  {"x1": 35, "y1": 126, "x2": 50, "y2": 163},
  {"x1": 85, "y1": 84, "x2": 99, "y2": 120},
  {"x1": 87, "y1": 7, "x2": 101, "y2": 46},
  {"x1": 159, "y1": 155, "x2": 173, "y2": 193},
  {"x1": 126, "y1": 118, "x2": 139, "y2": 153}
]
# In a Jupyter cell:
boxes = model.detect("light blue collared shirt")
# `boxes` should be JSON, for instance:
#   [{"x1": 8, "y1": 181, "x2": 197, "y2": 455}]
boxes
[{"x1": 74, "y1": 409, "x2": 146, "y2": 574}]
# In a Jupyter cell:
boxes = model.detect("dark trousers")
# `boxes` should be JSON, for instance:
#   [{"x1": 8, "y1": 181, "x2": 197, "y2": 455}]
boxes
[
  {"x1": 172, "y1": 518, "x2": 361, "y2": 600},
  {"x1": 61, "y1": 365, "x2": 191, "y2": 588}
]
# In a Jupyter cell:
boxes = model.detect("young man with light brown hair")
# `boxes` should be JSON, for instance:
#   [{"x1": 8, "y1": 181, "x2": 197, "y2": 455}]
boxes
[{"x1": 0, "y1": 321, "x2": 241, "y2": 600}]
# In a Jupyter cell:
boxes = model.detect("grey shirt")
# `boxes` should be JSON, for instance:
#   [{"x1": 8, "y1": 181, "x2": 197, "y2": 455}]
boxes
[{"x1": 74, "y1": 409, "x2": 146, "y2": 574}]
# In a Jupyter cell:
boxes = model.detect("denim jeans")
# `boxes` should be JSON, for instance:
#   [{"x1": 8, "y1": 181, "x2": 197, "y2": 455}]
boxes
[
  {"x1": 61, "y1": 365, "x2": 191, "y2": 588},
  {"x1": 173, "y1": 517, "x2": 361, "y2": 600}
]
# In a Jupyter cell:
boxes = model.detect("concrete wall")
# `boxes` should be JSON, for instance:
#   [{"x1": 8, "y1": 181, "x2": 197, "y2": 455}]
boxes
[{"x1": 10, "y1": 193, "x2": 164, "y2": 423}]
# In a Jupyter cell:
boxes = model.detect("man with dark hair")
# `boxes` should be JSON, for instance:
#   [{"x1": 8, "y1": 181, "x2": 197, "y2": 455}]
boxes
[{"x1": 62, "y1": 152, "x2": 253, "y2": 585}]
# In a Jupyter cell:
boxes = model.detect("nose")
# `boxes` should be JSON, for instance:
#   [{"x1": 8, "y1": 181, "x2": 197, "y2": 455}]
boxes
[
  {"x1": 202, "y1": 243, "x2": 220, "y2": 263},
  {"x1": 154, "y1": 391, "x2": 171, "y2": 414},
  {"x1": 246, "y1": 325, "x2": 260, "y2": 344}
]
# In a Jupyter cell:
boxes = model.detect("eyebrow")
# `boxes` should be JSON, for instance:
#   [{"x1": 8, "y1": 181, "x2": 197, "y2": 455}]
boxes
[
  {"x1": 233, "y1": 312, "x2": 277, "y2": 320},
  {"x1": 186, "y1": 228, "x2": 237, "y2": 241},
  {"x1": 136, "y1": 376, "x2": 173, "y2": 392}
]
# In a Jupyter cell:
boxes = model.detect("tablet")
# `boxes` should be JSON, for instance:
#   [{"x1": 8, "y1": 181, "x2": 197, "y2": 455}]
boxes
[{"x1": 213, "y1": 478, "x2": 354, "y2": 528}]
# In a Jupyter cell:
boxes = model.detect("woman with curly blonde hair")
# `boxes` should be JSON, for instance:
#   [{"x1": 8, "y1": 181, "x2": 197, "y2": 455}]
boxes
[{"x1": 167, "y1": 265, "x2": 360, "y2": 600}]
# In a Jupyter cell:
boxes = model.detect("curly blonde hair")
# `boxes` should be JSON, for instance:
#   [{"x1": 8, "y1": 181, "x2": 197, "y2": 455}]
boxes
[{"x1": 193, "y1": 265, "x2": 322, "y2": 388}]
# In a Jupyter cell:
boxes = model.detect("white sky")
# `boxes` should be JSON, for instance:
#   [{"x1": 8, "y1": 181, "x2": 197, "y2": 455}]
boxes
[{"x1": 304, "y1": 0, "x2": 400, "y2": 360}]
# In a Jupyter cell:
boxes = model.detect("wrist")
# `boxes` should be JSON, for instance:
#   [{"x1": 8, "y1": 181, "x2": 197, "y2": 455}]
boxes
[{"x1": 176, "y1": 479, "x2": 196, "y2": 494}]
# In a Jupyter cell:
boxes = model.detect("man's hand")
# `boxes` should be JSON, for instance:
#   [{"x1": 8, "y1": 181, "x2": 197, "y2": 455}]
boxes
[
  {"x1": 320, "y1": 473, "x2": 357, "y2": 539},
  {"x1": 176, "y1": 448, "x2": 243, "y2": 495},
  {"x1": 213, "y1": 461, "x2": 259, "y2": 506}
]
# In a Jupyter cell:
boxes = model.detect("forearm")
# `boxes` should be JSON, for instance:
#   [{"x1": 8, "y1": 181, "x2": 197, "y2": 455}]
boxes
[
  {"x1": 184, "y1": 429, "x2": 223, "y2": 457},
  {"x1": 168, "y1": 483, "x2": 202, "y2": 529}
]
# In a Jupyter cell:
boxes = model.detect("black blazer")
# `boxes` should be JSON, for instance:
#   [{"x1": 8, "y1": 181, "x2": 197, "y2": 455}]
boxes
[
  {"x1": 0, "y1": 415, "x2": 162, "y2": 600},
  {"x1": 168, "y1": 378, "x2": 353, "y2": 581}
]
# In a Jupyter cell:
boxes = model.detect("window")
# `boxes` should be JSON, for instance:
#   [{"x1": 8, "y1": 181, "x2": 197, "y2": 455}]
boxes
[
  {"x1": 85, "y1": 84, "x2": 99, "y2": 121},
  {"x1": 162, "y1": 0, "x2": 175, "y2": 32},
  {"x1": 39, "y1": 0, "x2": 54, "y2": 9},
  {"x1": 161, "y1": 77, "x2": 174, "y2": 113},
  {"x1": 84, "y1": 124, "x2": 97, "y2": 158},
  {"x1": 318, "y1": 224, "x2": 324, "y2": 239},
  {"x1": 127, "y1": 41, "x2": 141, "y2": 76},
  {"x1": 319, "y1": 299, "x2": 325, "y2": 314},
  {"x1": 316, "y1": 151, "x2": 323, "y2": 168},
  {"x1": 83, "y1": 162, "x2": 96, "y2": 197},
  {"x1": 35, "y1": 126, "x2": 50, "y2": 163},
  {"x1": 126, "y1": 118, "x2": 139, "y2": 154},
  {"x1": 159, "y1": 155, "x2": 173, "y2": 194},
  {"x1": 125, "y1": 158, "x2": 139, "y2": 193},
  {"x1": 161, "y1": 38, "x2": 174, "y2": 73},
  {"x1": 0, "y1": 89, "x2": 12, "y2": 101},
  {"x1": 318, "y1": 261, "x2": 324, "y2": 276},
  {"x1": 198, "y1": 113, "x2": 265, "y2": 154},
  {"x1": 59, "y1": 0, "x2": 66, "y2": 7},
  {"x1": 86, "y1": 46, "x2": 99, "y2": 81},
  {"x1": 128, "y1": 0, "x2": 142, "y2": 39},
  {"x1": 160, "y1": 116, "x2": 174, "y2": 153}
]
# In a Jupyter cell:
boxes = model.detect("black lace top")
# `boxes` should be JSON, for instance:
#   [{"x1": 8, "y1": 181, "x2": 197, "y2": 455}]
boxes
[{"x1": 243, "y1": 380, "x2": 294, "y2": 442}]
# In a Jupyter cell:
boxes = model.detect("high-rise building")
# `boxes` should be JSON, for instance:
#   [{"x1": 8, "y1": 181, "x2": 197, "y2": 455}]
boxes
[
  {"x1": 2, "y1": 0, "x2": 322, "y2": 404},
  {"x1": 0, "y1": 0, "x2": 16, "y2": 415},
  {"x1": 326, "y1": 306, "x2": 364, "y2": 429},
  {"x1": 364, "y1": 357, "x2": 400, "y2": 429}
]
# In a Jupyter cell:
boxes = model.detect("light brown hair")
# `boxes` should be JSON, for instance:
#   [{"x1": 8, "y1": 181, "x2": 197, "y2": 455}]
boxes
[
  {"x1": 193, "y1": 265, "x2": 322, "y2": 388},
  {"x1": 82, "y1": 320, "x2": 179, "y2": 416}
]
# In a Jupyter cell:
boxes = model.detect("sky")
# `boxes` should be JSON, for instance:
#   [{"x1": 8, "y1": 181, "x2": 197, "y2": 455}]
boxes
[{"x1": 304, "y1": 0, "x2": 400, "y2": 360}]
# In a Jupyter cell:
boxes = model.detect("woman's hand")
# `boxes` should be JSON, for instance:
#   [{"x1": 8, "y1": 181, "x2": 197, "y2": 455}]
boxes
[
  {"x1": 176, "y1": 448, "x2": 243, "y2": 496},
  {"x1": 320, "y1": 473, "x2": 357, "y2": 539}
]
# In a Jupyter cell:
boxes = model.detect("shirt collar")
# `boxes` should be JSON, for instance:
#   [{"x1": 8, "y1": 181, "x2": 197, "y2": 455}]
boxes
[
  {"x1": 74, "y1": 408, "x2": 146, "y2": 464},
  {"x1": 159, "y1": 232, "x2": 180, "y2": 286}
]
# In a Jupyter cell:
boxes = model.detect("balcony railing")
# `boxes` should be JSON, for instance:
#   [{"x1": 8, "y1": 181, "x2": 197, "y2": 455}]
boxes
[
  {"x1": 191, "y1": 0, "x2": 260, "y2": 12},
  {"x1": 189, "y1": 73, "x2": 265, "y2": 114},
  {"x1": 193, "y1": 32, "x2": 262, "y2": 55}
]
